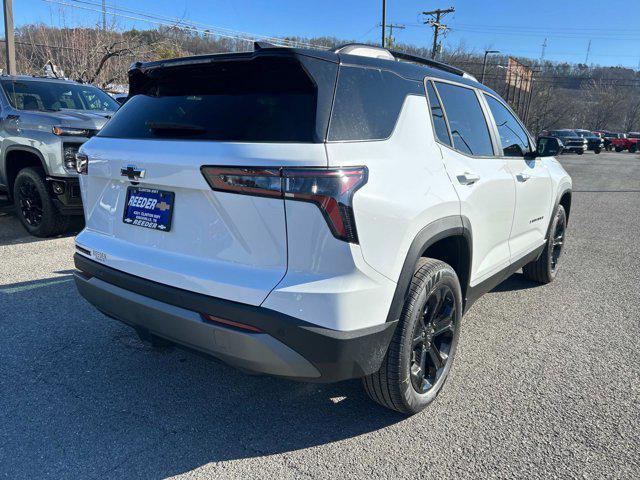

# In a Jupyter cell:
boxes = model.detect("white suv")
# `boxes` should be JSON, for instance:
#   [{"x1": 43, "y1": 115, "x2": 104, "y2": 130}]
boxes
[{"x1": 73, "y1": 44, "x2": 572, "y2": 415}]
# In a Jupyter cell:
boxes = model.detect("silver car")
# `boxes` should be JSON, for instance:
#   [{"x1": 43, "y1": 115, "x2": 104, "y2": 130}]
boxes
[{"x1": 0, "y1": 76, "x2": 118, "y2": 237}]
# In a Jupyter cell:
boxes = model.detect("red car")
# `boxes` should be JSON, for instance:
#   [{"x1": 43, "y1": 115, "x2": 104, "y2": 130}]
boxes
[{"x1": 610, "y1": 133, "x2": 638, "y2": 153}]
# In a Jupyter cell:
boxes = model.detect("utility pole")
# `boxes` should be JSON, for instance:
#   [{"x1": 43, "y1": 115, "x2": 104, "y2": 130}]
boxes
[
  {"x1": 585, "y1": 39, "x2": 592, "y2": 64},
  {"x1": 481, "y1": 50, "x2": 500, "y2": 84},
  {"x1": 540, "y1": 37, "x2": 547, "y2": 62},
  {"x1": 381, "y1": 0, "x2": 386, "y2": 47},
  {"x1": 386, "y1": 23, "x2": 405, "y2": 50},
  {"x1": 102, "y1": 0, "x2": 107, "y2": 30},
  {"x1": 2, "y1": 0, "x2": 16, "y2": 75},
  {"x1": 423, "y1": 7, "x2": 455, "y2": 59}
]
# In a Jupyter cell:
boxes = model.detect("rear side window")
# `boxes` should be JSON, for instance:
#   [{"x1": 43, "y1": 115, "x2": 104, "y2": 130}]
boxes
[
  {"x1": 483, "y1": 94, "x2": 531, "y2": 157},
  {"x1": 328, "y1": 67, "x2": 422, "y2": 141},
  {"x1": 426, "y1": 81, "x2": 451, "y2": 146},
  {"x1": 99, "y1": 56, "x2": 334, "y2": 142},
  {"x1": 434, "y1": 82, "x2": 494, "y2": 157}
]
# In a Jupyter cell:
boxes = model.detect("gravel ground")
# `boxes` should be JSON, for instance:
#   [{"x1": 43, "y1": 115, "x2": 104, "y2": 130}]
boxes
[{"x1": 1, "y1": 151, "x2": 638, "y2": 479}]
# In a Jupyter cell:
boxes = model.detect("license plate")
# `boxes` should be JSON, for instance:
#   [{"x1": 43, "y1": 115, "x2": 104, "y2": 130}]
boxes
[{"x1": 123, "y1": 187, "x2": 174, "y2": 232}]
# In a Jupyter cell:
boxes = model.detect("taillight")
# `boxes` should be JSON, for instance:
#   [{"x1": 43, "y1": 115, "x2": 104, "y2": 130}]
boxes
[{"x1": 201, "y1": 166, "x2": 368, "y2": 243}]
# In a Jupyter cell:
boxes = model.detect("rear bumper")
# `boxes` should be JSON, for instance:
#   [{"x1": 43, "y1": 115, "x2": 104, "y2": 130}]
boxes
[{"x1": 74, "y1": 254, "x2": 397, "y2": 382}]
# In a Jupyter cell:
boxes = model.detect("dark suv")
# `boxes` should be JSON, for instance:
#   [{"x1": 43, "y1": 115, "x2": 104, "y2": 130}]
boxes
[
  {"x1": 542, "y1": 130, "x2": 587, "y2": 155},
  {"x1": 574, "y1": 129, "x2": 603, "y2": 153}
]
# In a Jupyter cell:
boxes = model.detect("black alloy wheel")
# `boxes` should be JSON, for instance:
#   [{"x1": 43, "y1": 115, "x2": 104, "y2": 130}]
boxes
[
  {"x1": 13, "y1": 167, "x2": 70, "y2": 237},
  {"x1": 410, "y1": 284, "x2": 456, "y2": 394},
  {"x1": 363, "y1": 258, "x2": 462, "y2": 415},
  {"x1": 17, "y1": 176, "x2": 44, "y2": 227}
]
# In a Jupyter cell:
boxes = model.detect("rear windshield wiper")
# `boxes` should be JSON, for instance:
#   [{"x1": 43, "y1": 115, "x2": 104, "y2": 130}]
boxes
[{"x1": 146, "y1": 121, "x2": 206, "y2": 135}]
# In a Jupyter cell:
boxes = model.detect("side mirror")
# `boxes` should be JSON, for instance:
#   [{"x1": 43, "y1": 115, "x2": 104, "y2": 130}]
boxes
[{"x1": 535, "y1": 136, "x2": 563, "y2": 157}]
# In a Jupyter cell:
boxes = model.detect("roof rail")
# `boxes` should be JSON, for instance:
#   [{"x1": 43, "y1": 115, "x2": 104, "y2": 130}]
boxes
[
  {"x1": 333, "y1": 43, "x2": 474, "y2": 79},
  {"x1": 388, "y1": 49, "x2": 467, "y2": 77}
]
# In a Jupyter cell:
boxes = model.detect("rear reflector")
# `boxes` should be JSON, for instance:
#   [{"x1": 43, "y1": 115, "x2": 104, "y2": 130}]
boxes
[
  {"x1": 200, "y1": 313, "x2": 263, "y2": 333},
  {"x1": 201, "y1": 166, "x2": 367, "y2": 243}
]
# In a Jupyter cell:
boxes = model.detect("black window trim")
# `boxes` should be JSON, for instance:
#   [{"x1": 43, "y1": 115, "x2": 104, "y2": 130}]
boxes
[
  {"x1": 424, "y1": 77, "x2": 500, "y2": 159},
  {"x1": 480, "y1": 90, "x2": 536, "y2": 159}
]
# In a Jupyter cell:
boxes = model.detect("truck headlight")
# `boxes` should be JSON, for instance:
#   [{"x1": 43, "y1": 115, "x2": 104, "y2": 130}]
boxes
[{"x1": 63, "y1": 144, "x2": 80, "y2": 171}]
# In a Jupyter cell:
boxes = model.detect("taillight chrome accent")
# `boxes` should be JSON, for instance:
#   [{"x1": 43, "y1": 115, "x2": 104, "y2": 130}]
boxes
[{"x1": 201, "y1": 166, "x2": 368, "y2": 244}]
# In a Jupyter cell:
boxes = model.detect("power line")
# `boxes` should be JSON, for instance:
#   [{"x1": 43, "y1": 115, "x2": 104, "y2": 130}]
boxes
[{"x1": 43, "y1": 0, "x2": 325, "y2": 50}]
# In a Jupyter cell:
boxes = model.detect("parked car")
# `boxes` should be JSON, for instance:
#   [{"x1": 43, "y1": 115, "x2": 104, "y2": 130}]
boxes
[
  {"x1": 593, "y1": 131, "x2": 618, "y2": 151},
  {"x1": 541, "y1": 129, "x2": 587, "y2": 154},
  {"x1": 574, "y1": 129, "x2": 603, "y2": 153},
  {"x1": 610, "y1": 133, "x2": 638, "y2": 153},
  {"x1": 73, "y1": 43, "x2": 572, "y2": 415},
  {"x1": 0, "y1": 75, "x2": 119, "y2": 236}
]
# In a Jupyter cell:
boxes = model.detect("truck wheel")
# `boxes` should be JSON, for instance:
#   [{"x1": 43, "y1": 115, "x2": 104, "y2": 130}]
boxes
[
  {"x1": 13, "y1": 167, "x2": 70, "y2": 237},
  {"x1": 523, "y1": 205, "x2": 567, "y2": 284},
  {"x1": 629, "y1": 145, "x2": 637, "y2": 153},
  {"x1": 615, "y1": 147, "x2": 623, "y2": 152},
  {"x1": 577, "y1": 149, "x2": 584, "y2": 155},
  {"x1": 363, "y1": 258, "x2": 462, "y2": 415},
  {"x1": 594, "y1": 148, "x2": 601, "y2": 154}
]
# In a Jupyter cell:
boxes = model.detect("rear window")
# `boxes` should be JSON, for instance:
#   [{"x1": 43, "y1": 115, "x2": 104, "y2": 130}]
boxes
[
  {"x1": 328, "y1": 66, "x2": 423, "y2": 141},
  {"x1": 99, "y1": 56, "x2": 335, "y2": 142}
]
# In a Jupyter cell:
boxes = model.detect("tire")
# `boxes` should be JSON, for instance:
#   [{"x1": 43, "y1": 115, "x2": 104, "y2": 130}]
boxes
[
  {"x1": 523, "y1": 205, "x2": 567, "y2": 284},
  {"x1": 594, "y1": 148, "x2": 601, "y2": 154},
  {"x1": 577, "y1": 149, "x2": 584, "y2": 155},
  {"x1": 13, "y1": 167, "x2": 70, "y2": 237},
  {"x1": 615, "y1": 147, "x2": 623, "y2": 152},
  {"x1": 629, "y1": 145, "x2": 637, "y2": 153},
  {"x1": 363, "y1": 258, "x2": 462, "y2": 415}
]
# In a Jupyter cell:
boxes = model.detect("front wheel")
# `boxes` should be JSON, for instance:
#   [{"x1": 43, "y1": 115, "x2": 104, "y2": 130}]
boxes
[
  {"x1": 523, "y1": 205, "x2": 567, "y2": 284},
  {"x1": 594, "y1": 148, "x2": 601, "y2": 154},
  {"x1": 13, "y1": 167, "x2": 70, "y2": 237},
  {"x1": 363, "y1": 258, "x2": 462, "y2": 415},
  {"x1": 615, "y1": 147, "x2": 623, "y2": 152},
  {"x1": 629, "y1": 145, "x2": 637, "y2": 153},
  {"x1": 577, "y1": 149, "x2": 584, "y2": 155}
]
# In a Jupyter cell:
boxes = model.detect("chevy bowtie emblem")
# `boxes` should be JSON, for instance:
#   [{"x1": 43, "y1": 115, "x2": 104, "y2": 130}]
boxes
[
  {"x1": 156, "y1": 201, "x2": 171, "y2": 212},
  {"x1": 121, "y1": 165, "x2": 145, "y2": 180}
]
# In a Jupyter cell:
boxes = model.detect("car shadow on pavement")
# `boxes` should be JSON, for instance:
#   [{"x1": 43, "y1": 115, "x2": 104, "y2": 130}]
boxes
[
  {"x1": 0, "y1": 212, "x2": 83, "y2": 246},
  {"x1": 0, "y1": 277, "x2": 404, "y2": 478},
  {"x1": 490, "y1": 272, "x2": 539, "y2": 293}
]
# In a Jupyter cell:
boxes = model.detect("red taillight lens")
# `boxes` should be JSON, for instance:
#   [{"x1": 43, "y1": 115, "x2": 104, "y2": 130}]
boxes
[{"x1": 201, "y1": 166, "x2": 368, "y2": 243}]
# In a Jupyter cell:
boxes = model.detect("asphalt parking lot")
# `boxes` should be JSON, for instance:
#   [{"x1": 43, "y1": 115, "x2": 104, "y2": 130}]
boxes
[{"x1": 1, "y1": 151, "x2": 638, "y2": 479}]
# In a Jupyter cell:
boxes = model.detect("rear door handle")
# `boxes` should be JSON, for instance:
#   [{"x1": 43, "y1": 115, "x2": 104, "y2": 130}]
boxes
[
  {"x1": 516, "y1": 173, "x2": 532, "y2": 182},
  {"x1": 457, "y1": 172, "x2": 481, "y2": 185}
]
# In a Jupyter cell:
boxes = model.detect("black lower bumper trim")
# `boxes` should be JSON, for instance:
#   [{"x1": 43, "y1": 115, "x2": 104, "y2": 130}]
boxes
[
  {"x1": 48, "y1": 176, "x2": 83, "y2": 214},
  {"x1": 74, "y1": 254, "x2": 397, "y2": 382}
]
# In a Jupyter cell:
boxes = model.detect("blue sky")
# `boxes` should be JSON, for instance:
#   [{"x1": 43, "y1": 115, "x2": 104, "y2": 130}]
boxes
[{"x1": 9, "y1": 0, "x2": 640, "y2": 69}]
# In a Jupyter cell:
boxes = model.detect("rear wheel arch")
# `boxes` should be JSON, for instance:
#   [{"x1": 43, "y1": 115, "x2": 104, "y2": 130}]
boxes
[
  {"x1": 559, "y1": 190, "x2": 571, "y2": 224},
  {"x1": 385, "y1": 216, "x2": 472, "y2": 323},
  {"x1": 3, "y1": 147, "x2": 48, "y2": 198}
]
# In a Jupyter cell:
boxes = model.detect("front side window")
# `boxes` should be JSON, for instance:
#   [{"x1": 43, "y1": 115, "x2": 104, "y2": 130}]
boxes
[
  {"x1": 426, "y1": 81, "x2": 451, "y2": 146},
  {"x1": 434, "y1": 82, "x2": 494, "y2": 156},
  {"x1": 1, "y1": 80, "x2": 118, "y2": 112},
  {"x1": 484, "y1": 94, "x2": 531, "y2": 157}
]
